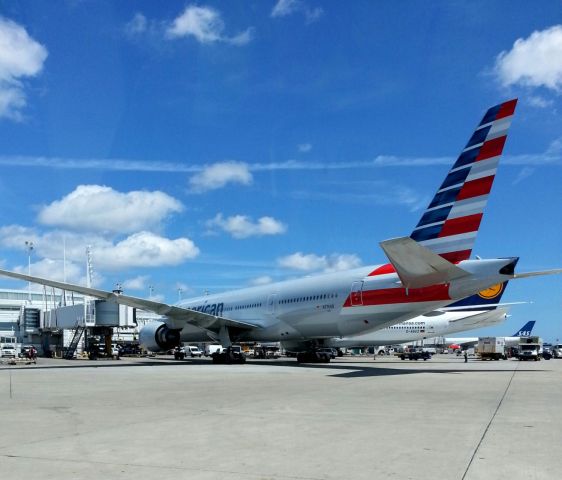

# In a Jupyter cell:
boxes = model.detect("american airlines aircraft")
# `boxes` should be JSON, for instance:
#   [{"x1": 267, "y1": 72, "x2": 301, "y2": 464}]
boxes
[{"x1": 0, "y1": 99, "x2": 560, "y2": 363}]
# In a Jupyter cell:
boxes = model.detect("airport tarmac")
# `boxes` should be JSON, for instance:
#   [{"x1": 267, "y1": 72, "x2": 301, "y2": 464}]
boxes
[{"x1": 1, "y1": 355, "x2": 561, "y2": 480}]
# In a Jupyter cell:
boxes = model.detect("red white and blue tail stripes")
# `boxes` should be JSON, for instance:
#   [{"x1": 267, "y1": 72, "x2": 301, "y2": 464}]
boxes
[{"x1": 410, "y1": 99, "x2": 517, "y2": 263}]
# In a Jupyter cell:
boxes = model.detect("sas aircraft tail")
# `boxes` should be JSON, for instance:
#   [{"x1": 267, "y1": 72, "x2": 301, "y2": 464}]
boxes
[
  {"x1": 410, "y1": 99, "x2": 517, "y2": 262},
  {"x1": 513, "y1": 320, "x2": 535, "y2": 337}
]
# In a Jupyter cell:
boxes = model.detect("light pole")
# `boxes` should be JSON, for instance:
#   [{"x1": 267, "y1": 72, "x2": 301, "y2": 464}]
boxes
[
  {"x1": 178, "y1": 288, "x2": 183, "y2": 301},
  {"x1": 25, "y1": 241, "x2": 34, "y2": 302},
  {"x1": 149, "y1": 285, "x2": 154, "y2": 299}
]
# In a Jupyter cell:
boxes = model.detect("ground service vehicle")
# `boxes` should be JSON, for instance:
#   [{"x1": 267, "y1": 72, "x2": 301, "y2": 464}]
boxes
[
  {"x1": 518, "y1": 336, "x2": 542, "y2": 361},
  {"x1": 553, "y1": 345, "x2": 562, "y2": 359},
  {"x1": 0, "y1": 344, "x2": 17, "y2": 358},
  {"x1": 212, "y1": 345, "x2": 246, "y2": 364},
  {"x1": 205, "y1": 345, "x2": 222, "y2": 357},
  {"x1": 186, "y1": 345, "x2": 203, "y2": 357},
  {"x1": 477, "y1": 337, "x2": 507, "y2": 360},
  {"x1": 396, "y1": 348, "x2": 431, "y2": 361}
]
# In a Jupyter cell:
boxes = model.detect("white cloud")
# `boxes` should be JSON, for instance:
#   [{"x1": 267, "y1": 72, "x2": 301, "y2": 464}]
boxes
[
  {"x1": 0, "y1": 225, "x2": 199, "y2": 272},
  {"x1": 15, "y1": 258, "x2": 84, "y2": 284},
  {"x1": 298, "y1": 143, "x2": 312, "y2": 153},
  {"x1": 0, "y1": 16, "x2": 48, "y2": 120},
  {"x1": 94, "y1": 232, "x2": 199, "y2": 271},
  {"x1": 527, "y1": 95, "x2": 553, "y2": 108},
  {"x1": 206, "y1": 213, "x2": 286, "y2": 239},
  {"x1": 37, "y1": 185, "x2": 183, "y2": 234},
  {"x1": 494, "y1": 25, "x2": 562, "y2": 91},
  {"x1": 249, "y1": 275, "x2": 273, "y2": 286},
  {"x1": 271, "y1": 0, "x2": 323, "y2": 23},
  {"x1": 122, "y1": 275, "x2": 149, "y2": 291},
  {"x1": 125, "y1": 13, "x2": 148, "y2": 36},
  {"x1": 166, "y1": 5, "x2": 253, "y2": 45},
  {"x1": 188, "y1": 161, "x2": 253, "y2": 193},
  {"x1": 278, "y1": 252, "x2": 361, "y2": 272}
]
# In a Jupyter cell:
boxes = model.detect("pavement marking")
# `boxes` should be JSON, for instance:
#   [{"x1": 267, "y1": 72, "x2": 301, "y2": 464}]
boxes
[{"x1": 461, "y1": 360, "x2": 521, "y2": 480}]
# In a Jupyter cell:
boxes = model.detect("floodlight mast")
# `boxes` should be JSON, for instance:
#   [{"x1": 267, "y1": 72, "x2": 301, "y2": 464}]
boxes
[{"x1": 25, "y1": 240, "x2": 34, "y2": 302}]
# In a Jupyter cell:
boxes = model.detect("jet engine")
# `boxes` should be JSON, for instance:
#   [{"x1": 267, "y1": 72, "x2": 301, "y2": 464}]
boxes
[{"x1": 139, "y1": 321, "x2": 181, "y2": 352}]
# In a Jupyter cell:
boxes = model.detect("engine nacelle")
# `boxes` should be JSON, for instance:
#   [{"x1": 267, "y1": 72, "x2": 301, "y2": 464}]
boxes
[{"x1": 139, "y1": 321, "x2": 181, "y2": 352}]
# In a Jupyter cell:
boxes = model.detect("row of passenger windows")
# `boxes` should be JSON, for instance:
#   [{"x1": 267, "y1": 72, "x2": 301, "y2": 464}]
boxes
[
  {"x1": 388, "y1": 324, "x2": 425, "y2": 330},
  {"x1": 224, "y1": 303, "x2": 262, "y2": 312},
  {"x1": 279, "y1": 293, "x2": 338, "y2": 305}
]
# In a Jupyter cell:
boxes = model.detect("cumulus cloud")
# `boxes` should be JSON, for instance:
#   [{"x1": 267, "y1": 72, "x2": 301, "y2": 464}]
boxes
[
  {"x1": 0, "y1": 16, "x2": 48, "y2": 120},
  {"x1": 37, "y1": 185, "x2": 183, "y2": 234},
  {"x1": 271, "y1": 0, "x2": 323, "y2": 23},
  {"x1": 0, "y1": 225, "x2": 199, "y2": 272},
  {"x1": 15, "y1": 257, "x2": 84, "y2": 284},
  {"x1": 188, "y1": 161, "x2": 253, "y2": 193},
  {"x1": 278, "y1": 252, "x2": 361, "y2": 272},
  {"x1": 166, "y1": 5, "x2": 253, "y2": 45},
  {"x1": 94, "y1": 232, "x2": 199, "y2": 271},
  {"x1": 206, "y1": 213, "x2": 286, "y2": 239},
  {"x1": 494, "y1": 25, "x2": 562, "y2": 92},
  {"x1": 298, "y1": 143, "x2": 312, "y2": 153}
]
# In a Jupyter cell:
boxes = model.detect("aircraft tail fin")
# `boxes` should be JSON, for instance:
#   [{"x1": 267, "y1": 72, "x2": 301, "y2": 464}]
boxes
[
  {"x1": 513, "y1": 320, "x2": 535, "y2": 337},
  {"x1": 410, "y1": 99, "x2": 517, "y2": 262},
  {"x1": 379, "y1": 236, "x2": 470, "y2": 289},
  {"x1": 443, "y1": 281, "x2": 509, "y2": 311}
]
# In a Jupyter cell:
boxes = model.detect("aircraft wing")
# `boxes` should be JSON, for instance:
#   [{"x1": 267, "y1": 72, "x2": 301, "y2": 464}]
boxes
[{"x1": 0, "y1": 268, "x2": 258, "y2": 333}]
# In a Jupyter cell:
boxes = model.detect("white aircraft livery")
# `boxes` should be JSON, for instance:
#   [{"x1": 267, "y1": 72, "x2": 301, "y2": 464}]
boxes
[
  {"x1": 0, "y1": 98, "x2": 561, "y2": 363},
  {"x1": 443, "y1": 320, "x2": 536, "y2": 349}
]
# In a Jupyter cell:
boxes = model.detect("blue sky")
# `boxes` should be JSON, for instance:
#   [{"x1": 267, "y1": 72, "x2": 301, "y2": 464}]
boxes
[{"x1": 0, "y1": 1, "x2": 560, "y2": 341}]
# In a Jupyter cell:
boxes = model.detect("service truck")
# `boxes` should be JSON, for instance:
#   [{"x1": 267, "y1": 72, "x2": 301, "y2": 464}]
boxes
[
  {"x1": 477, "y1": 337, "x2": 506, "y2": 360},
  {"x1": 517, "y1": 336, "x2": 542, "y2": 361}
]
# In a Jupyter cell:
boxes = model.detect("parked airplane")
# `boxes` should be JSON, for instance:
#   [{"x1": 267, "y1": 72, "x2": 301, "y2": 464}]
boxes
[
  {"x1": 0, "y1": 99, "x2": 560, "y2": 363},
  {"x1": 324, "y1": 282, "x2": 513, "y2": 350},
  {"x1": 444, "y1": 320, "x2": 536, "y2": 349}
]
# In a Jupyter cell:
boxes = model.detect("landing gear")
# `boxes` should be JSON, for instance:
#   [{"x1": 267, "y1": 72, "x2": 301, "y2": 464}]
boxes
[
  {"x1": 173, "y1": 347, "x2": 185, "y2": 360},
  {"x1": 296, "y1": 351, "x2": 331, "y2": 363}
]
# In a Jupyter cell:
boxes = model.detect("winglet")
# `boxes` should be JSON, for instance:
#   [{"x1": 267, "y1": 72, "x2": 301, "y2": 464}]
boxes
[{"x1": 379, "y1": 236, "x2": 470, "y2": 289}]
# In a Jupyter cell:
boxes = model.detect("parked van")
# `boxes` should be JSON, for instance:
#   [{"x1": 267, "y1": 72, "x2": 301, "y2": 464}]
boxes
[
  {"x1": 205, "y1": 344, "x2": 222, "y2": 357},
  {"x1": 186, "y1": 345, "x2": 203, "y2": 357}
]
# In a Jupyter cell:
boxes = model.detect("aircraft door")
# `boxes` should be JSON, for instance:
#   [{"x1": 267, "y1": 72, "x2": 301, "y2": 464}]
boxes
[
  {"x1": 350, "y1": 281, "x2": 364, "y2": 306},
  {"x1": 266, "y1": 293, "x2": 277, "y2": 314}
]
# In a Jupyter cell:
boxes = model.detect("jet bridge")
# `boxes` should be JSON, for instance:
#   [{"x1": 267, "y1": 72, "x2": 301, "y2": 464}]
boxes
[{"x1": 41, "y1": 300, "x2": 136, "y2": 359}]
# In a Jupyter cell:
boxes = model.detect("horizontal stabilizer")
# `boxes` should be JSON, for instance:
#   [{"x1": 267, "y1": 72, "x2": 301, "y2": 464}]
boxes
[
  {"x1": 513, "y1": 268, "x2": 562, "y2": 279},
  {"x1": 379, "y1": 236, "x2": 470, "y2": 289}
]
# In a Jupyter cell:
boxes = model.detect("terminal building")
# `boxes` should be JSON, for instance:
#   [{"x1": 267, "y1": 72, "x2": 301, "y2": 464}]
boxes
[{"x1": 0, "y1": 287, "x2": 162, "y2": 357}]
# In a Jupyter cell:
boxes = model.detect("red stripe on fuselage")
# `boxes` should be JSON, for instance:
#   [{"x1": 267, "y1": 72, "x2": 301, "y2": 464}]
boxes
[
  {"x1": 456, "y1": 175, "x2": 494, "y2": 201},
  {"x1": 343, "y1": 284, "x2": 450, "y2": 307},
  {"x1": 476, "y1": 136, "x2": 506, "y2": 161},
  {"x1": 439, "y1": 213, "x2": 483, "y2": 238}
]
